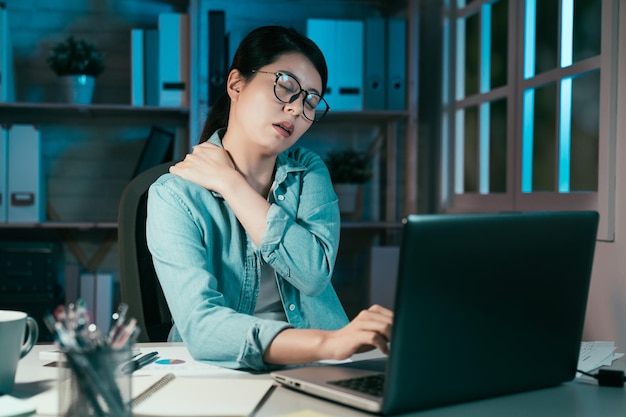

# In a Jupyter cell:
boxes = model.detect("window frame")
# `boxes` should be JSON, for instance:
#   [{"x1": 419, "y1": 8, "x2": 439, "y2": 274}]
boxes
[{"x1": 439, "y1": 0, "x2": 619, "y2": 241}]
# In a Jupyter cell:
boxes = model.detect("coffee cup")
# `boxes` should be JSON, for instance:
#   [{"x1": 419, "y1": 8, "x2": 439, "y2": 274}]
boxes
[{"x1": 0, "y1": 310, "x2": 39, "y2": 394}]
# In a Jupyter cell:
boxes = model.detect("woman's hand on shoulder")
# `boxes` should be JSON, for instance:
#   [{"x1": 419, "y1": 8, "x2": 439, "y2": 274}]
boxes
[
  {"x1": 170, "y1": 142, "x2": 237, "y2": 192},
  {"x1": 321, "y1": 304, "x2": 393, "y2": 360}
]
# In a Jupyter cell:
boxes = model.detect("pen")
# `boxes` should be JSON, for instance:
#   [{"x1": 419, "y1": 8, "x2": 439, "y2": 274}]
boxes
[{"x1": 122, "y1": 351, "x2": 159, "y2": 374}]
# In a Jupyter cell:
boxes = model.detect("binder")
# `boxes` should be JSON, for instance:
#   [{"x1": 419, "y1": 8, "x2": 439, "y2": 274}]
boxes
[
  {"x1": 7, "y1": 124, "x2": 44, "y2": 223},
  {"x1": 306, "y1": 19, "x2": 336, "y2": 100},
  {"x1": 130, "y1": 28, "x2": 144, "y2": 106},
  {"x1": 158, "y1": 13, "x2": 189, "y2": 107},
  {"x1": 386, "y1": 18, "x2": 407, "y2": 110},
  {"x1": 336, "y1": 20, "x2": 363, "y2": 110},
  {"x1": 79, "y1": 272, "x2": 96, "y2": 322},
  {"x1": 364, "y1": 17, "x2": 387, "y2": 110},
  {"x1": 0, "y1": 3, "x2": 15, "y2": 102},
  {"x1": 144, "y1": 29, "x2": 159, "y2": 106},
  {"x1": 0, "y1": 126, "x2": 6, "y2": 222},
  {"x1": 207, "y1": 10, "x2": 227, "y2": 107},
  {"x1": 307, "y1": 19, "x2": 363, "y2": 111},
  {"x1": 79, "y1": 272, "x2": 113, "y2": 333},
  {"x1": 94, "y1": 273, "x2": 113, "y2": 333}
]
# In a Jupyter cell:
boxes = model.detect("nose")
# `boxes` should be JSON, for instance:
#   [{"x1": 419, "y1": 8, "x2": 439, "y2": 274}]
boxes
[{"x1": 284, "y1": 93, "x2": 305, "y2": 117}]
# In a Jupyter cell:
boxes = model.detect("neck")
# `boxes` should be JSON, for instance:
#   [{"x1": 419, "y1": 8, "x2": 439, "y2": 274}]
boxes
[{"x1": 222, "y1": 133, "x2": 276, "y2": 196}]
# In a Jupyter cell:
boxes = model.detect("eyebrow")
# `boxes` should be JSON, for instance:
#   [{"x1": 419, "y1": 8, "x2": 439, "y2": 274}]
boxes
[{"x1": 278, "y1": 70, "x2": 322, "y2": 96}]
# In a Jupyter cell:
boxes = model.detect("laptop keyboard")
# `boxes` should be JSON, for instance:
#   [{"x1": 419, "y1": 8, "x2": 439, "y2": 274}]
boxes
[{"x1": 329, "y1": 374, "x2": 385, "y2": 397}]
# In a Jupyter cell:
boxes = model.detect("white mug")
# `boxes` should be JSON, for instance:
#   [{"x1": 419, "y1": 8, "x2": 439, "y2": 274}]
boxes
[{"x1": 0, "y1": 310, "x2": 39, "y2": 394}]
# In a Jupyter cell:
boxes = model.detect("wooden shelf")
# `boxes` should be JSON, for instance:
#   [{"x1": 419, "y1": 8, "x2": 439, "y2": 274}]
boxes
[
  {"x1": 0, "y1": 102, "x2": 189, "y2": 126},
  {"x1": 0, "y1": 221, "x2": 402, "y2": 231},
  {"x1": 322, "y1": 110, "x2": 409, "y2": 123},
  {"x1": 0, "y1": 221, "x2": 118, "y2": 230}
]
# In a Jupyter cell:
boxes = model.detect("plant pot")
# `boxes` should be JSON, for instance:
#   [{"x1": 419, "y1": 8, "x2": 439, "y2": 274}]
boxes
[
  {"x1": 334, "y1": 183, "x2": 363, "y2": 219},
  {"x1": 59, "y1": 75, "x2": 95, "y2": 104}
]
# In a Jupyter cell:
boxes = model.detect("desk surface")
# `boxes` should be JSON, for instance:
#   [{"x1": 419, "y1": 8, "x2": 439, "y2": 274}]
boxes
[{"x1": 12, "y1": 343, "x2": 626, "y2": 417}]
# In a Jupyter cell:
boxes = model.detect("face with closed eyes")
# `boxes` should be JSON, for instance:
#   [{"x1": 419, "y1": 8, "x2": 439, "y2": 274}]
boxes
[{"x1": 225, "y1": 52, "x2": 324, "y2": 157}]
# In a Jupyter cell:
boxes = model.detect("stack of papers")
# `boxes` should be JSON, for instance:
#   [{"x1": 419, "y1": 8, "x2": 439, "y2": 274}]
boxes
[{"x1": 577, "y1": 341, "x2": 624, "y2": 374}]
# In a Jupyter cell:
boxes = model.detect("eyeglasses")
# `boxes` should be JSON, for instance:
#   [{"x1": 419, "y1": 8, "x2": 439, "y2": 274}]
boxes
[{"x1": 252, "y1": 70, "x2": 330, "y2": 122}]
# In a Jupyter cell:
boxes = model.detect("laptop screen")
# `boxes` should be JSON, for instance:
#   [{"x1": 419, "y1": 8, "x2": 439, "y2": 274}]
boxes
[{"x1": 383, "y1": 211, "x2": 599, "y2": 414}]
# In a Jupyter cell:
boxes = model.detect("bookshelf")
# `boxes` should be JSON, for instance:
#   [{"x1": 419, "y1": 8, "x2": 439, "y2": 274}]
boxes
[{"x1": 189, "y1": 0, "x2": 419, "y2": 227}]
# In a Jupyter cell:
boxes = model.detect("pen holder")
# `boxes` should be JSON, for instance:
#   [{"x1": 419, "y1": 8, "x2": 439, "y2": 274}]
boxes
[{"x1": 59, "y1": 346, "x2": 133, "y2": 417}]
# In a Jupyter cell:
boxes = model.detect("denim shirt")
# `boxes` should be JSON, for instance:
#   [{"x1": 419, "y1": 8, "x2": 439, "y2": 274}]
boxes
[{"x1": 146, "y1": 130, "x2": 349, "y2": 371}]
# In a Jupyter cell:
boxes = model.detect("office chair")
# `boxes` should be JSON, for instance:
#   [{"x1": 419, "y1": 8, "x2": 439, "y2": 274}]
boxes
[{"x1": 118, "y1": 161, "x2": 173, "y2": 342}]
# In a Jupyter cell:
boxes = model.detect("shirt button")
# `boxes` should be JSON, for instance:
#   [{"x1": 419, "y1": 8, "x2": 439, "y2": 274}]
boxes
[
  {"x1": 288, "y1": 304, "x2": 295, "y2": 311},
  {"x1": 277, "y1": 195, "x2": 285, "y2": 201}
]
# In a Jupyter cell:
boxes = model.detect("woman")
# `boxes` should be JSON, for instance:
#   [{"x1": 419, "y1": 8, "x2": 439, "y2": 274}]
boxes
[{"x1": 146, "y1": 25, "x2": 392, "y2": 371}]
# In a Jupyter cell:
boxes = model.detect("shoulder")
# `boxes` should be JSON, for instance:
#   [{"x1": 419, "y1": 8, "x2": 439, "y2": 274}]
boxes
[
  {"x1": 282, "y1": 146, "x2": 327, "y2": 172},
  {"x1": 148, "y1": 173, "x2": 220, "y2": 210}
]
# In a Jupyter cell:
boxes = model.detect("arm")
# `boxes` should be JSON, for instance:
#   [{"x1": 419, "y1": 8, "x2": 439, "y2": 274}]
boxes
[
  {"x1": 264, "y1": 304, "x2": 394, "y2": 365},
  {"x1": 146, "y1": 175, "x2": 290, "y2": 370},
  {"x1": 171, "y1": 143, "x2": 341, "y2": 297}
]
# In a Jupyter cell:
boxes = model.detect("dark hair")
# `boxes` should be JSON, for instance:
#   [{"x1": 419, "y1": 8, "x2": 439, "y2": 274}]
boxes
[{"x1": 199, "y1": 25, "x2": 328, "y2": 142}]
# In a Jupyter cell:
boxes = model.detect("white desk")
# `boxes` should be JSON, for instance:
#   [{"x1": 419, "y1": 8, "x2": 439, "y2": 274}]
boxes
[{"x1": 12, "y1": 343, "x2": 626, "y2": 417}]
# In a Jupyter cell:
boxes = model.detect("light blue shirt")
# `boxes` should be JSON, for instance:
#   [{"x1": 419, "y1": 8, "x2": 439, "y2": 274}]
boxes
[{"x1": 146, "y1": 130, "x2": 349, "y2": 371}]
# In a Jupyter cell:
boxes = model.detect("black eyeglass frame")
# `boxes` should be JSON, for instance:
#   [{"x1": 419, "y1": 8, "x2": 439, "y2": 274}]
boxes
[{"x1": 251, "y1": 70, "x2": 330, "y2": 122}]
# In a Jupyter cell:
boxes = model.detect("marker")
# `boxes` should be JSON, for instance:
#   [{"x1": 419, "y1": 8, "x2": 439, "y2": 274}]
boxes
[{"x1": 122, "y1": 351, "x2": 159, "y2": 374}]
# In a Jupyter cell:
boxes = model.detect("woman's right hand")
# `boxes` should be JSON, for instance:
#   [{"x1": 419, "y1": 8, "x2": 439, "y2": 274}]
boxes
[
  {"x1": 320, "y1": 304, "x2": 393, "y2": 360},
  {"x1": 263, "y1": 304, "x2": 393, "y2": 366}
]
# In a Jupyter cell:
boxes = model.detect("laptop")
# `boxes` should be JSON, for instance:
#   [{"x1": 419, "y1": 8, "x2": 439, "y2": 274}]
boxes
[{"x1": 271, "y1": 211, "x2": 599, "y2": 415}]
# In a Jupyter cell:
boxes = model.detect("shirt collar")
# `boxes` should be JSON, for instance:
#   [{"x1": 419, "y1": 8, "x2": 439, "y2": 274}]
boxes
[{"x1": 206, "y1": 129, "x2": 306, "y2": 185}]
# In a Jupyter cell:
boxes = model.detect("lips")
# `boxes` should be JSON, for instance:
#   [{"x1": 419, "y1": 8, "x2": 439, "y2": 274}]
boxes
[{"x1": 274, "y1": 122, "x2": 294, "y2": 137}]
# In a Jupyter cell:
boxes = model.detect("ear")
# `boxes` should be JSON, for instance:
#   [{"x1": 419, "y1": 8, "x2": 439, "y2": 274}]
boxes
[{"x1": 226, "y1": 69, "x2": 244, "y2": 101}]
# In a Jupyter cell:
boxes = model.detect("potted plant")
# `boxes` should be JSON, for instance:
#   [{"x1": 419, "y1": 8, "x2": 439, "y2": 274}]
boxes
[
  {"x1": 324, "y1": 148, "x2": 373, "y2": 218},
  {"x1": 47, "y1": 35, "x2": 105, "y2": 104}
]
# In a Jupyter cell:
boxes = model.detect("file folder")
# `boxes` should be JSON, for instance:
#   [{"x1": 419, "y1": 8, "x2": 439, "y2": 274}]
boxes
[
  {"x1": 336, "y1": 19, "x2": 363, "y2": 110},
  {"x1": 144, "y1": 29, "x2": 159, "y2": 106},
  {"x1": 7, "y1": 124, "x2": 44, "y2": 223},
  {"x1": 0, "y1": 126, "x2": 7, "y2": 222},
  {"x1": 207, "y1": 10, "x2": 227, "y2": 107},
  {"x1": 158, "y1": 13, "x2": 189, "y2": 107},
  {"x1": 0, "y1": 2, "x2": 15, "y2": 102},
  {"x1": 307, "y1": 19, "x2": 364, "y2": 111},
  {"x1": 364, "y1": 17, "x2": 387, "y2": 110},
  {"x1": 130, "y1": 28, "x2": 144, "y2": 106},
  {"x1": 386, "y1": 18, "x2": 407, "y2": 110}
]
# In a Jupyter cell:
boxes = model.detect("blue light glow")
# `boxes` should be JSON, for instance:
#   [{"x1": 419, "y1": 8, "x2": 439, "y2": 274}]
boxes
[
  {"x1": 559, "y1": 77, "x2": 573, "y2": 192},
  {"x1": 524, "y1": 0, "x2": 536, "y2": 79},
  {"x1": 522, "y1": 89, "x2": 535, "y2": 193},
  {"x1": 561, "y1": 0, "x2": 574, "y2": 68}
]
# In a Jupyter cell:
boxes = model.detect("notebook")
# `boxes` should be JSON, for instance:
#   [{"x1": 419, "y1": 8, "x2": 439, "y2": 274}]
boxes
[{"x1": 271, "y1": 211, "x2": 599, "y2": 415}]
